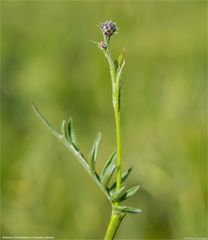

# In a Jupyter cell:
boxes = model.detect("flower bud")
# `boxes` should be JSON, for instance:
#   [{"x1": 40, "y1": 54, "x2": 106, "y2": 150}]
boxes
[
  {"x1": 101, "y1": 20, "x2": 117, "y2": 37},
  {"x1": 98, "y1": 41, "x2": 107, "y2": 50}
]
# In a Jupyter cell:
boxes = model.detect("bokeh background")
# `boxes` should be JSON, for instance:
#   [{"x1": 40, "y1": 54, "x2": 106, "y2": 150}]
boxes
[{"x1": 1, "y1": 1, "x2": 207, "y2": 239}]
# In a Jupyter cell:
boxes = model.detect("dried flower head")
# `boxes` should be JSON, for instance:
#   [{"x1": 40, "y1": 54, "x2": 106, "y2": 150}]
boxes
[{"x1": 101, "y1": 20, "x2": 117, "y2": 37}]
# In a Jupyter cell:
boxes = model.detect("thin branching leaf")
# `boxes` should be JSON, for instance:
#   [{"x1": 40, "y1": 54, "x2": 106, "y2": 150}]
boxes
[
  {"x1": 101, "y1": 163, "x2": 116, "y2": 188},
  {"x1": 100, "y1": 151, "x2": 117, "y2": 188},
  {"x1": 89, "y1": 133, "x2": 101, "y2": 174},
  {"x1": 89, "y1": 40, "x2": 99, "y2": 46},
  {"x1": 110, "y1": 167, "x2": 133, "y2": 191},
  {"x1": 32, "y1": 103, "x2": 62, "y2": 140},
  {"x1": 118, "y1": 185, "x2": 140, "y2": 202},
  {"x1": 32, "y1": 105, "x2": 110, "y2": 202},
  {"x1": 114, "y1": 206, "x2": 142, "y2": 214},
  {"x1": 110, "y1": 186, "x2": 126, "y2": 202},
  {"x1": 32, "y1": 104, "x2": 89, "y2": 170},
  {"x1": 121, "y1": 167, "x2": 133, "y2": 183},
  {"x1": 101, "y1": 150, "x2": 117, "y2": 176}
]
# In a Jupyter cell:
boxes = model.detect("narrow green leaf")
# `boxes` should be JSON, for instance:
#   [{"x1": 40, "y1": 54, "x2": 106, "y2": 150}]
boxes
[
  {"x1": 117, "y1": 53, "x2": 123, "y2": 68},
  {"x1": 123, "y1": 207, "x2": 142, "y2": 214},
  {"x1": 117, "y1": 59, "x2": 125, "y2": 80},
  {"x1": 110, "y1": 186, "x2": 126, "y2": 202},
  {"x1": 114, "y1": 206, "x2": 142, "y2": 214},
  {"x1": 32, "y1": 104, "x2": 114, "y2": 203},
  {"x1": 117, "y1": 79, "x2": 122, "y2": 112},
  {"x1": 101, "y1": 163, "x2": 116, "y2": 188},
  {"x1": 118, "y1": 185, "x2": 140, "y2": 202},
  {"x1": 88, "y1": 133, "x2": 102, "y2": 174},
  {"x1": 32, "y1": 104, "x2": 89, "y2": 171},
  {"x1": 67, "y1": 118, "x2": 79, "y2": 148},
  {"x1": 61, "y1": 120, "x2": 66, "y2": 136},
  {"x1": 121, "y1": 167, "x2": 133, "y2": 183},
  {"x1": 61, "y1": 119, "x2": 71, "y2": 143},
  {"x1": 100, "y1": 151, "x2": 117, "y2": 188},
  {"x1": 101, "y1": 150, "x2": 117, "y2": 176},
  {"x1": 114, "y1": 60, "x2": 119, "y2": 73},
  {"x1": 89, "y1": 40, "x2": 99, "y2": 47},
  {"x1": 115, "y1": 59, "x2": 125, "y2": 112},
  {"x1": 110, "y1": 167, "x2": 133, "y2": 191},
  {"x1": 32, "y1": 103, "x2": 62, "y2": 140}
]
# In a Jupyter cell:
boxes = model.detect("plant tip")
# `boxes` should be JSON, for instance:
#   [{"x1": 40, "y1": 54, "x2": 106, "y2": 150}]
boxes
[{"x1": 101, "y1": 20, "x2": 117, "y2": 38}]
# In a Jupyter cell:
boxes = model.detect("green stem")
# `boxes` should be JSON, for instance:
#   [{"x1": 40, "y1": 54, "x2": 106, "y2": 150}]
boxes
[
  {"x1": 104, "y1": 211, "x2": 125, "y2": 240},
  {"x1": 103, "y1": 35, "x2": 124, "y2": 240},
  {"x1": 104, "y1": 36, "x2": 122, "y2": 197},
  {"x1": 114, "y1": 108, "x2": 122, "y2": 194}
]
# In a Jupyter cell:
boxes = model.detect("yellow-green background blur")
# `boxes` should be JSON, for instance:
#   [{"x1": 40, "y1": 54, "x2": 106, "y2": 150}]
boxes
[{"x1": 1, "y1": 1, "x2": 207, "y2": 239}]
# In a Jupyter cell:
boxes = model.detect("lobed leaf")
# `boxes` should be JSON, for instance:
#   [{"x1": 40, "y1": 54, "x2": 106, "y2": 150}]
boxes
[{"x1": 88, "y1": 133, "x2": 102, "y2": 174}]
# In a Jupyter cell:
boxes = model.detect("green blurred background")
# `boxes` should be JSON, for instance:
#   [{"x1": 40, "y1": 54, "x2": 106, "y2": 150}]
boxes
[{"x1": 1, "y1": 1, "x2": 207, "y2": 239}]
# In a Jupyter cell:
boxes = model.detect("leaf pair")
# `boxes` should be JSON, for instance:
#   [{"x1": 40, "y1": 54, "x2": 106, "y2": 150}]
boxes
[{"x1": 61, "y1": 118, "x2": 79, "y2": 149}]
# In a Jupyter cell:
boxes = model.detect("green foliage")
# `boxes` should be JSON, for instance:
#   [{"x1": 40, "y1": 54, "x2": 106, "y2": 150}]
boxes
[
  {"x1": 114, "y1": 206, "x2": 142, "y2": 214},
  {"x1": 100, "y1": 151, "x2": 117, "y2": 188},
  {"x1": 2, "y1": 1, "x2": 206, "y2": 239},
  {"x1": 88, "y1": 133, "x2": 101, "y2": 174},
  {"x1": 110, "y1": 186, "x2": 126, "y2": 202},
  {"x1": 118, "y1": 185, "x2": 140, "y2": 202},
  {"x1": 33, "y1": 103, "x2": 141, "y2": 215},
  {"x1": 110, "y1": 167, "x2": 133, "y2": 191}
]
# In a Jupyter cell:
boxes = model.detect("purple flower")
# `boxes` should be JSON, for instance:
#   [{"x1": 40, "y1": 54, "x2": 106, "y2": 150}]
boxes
[{"x1": 101, "y1": 20, "x2": 117, "y2": 37}]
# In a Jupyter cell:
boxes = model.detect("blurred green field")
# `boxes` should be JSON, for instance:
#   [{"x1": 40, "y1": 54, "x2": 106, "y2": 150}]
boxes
[{"x1": 1, "y1": 1, "x2": 207, "y2": 239}]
